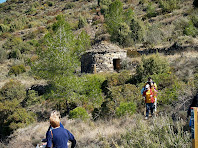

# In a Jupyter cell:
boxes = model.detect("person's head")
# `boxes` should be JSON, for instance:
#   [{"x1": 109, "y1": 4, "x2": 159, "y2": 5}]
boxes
[
  {"x1": 148, "y1": 77, "x2": 152, "y2": 82},
  {"x1": 145, "y1": 84, "x2": 150, "y2": 90},
  {"x1": 50, "y1": 115, "x2": 60, "y2": 128},
  {"x1": 50, "y1": 110, "x2": 61, "y2": 119}
]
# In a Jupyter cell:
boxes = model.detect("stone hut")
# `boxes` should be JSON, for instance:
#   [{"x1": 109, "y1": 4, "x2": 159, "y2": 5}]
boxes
[{"x1": 81, "y1": 42, "x2": 127, "y2": 73}]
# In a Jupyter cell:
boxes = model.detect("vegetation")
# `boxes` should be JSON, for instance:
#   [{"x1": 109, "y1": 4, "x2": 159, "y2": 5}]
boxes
[
  {"x1": 0, "y1": 80, "x2": 35, "y2": 138},
  {"x1": 8, "y1": 64, "x2": 26, "y2": 76}
]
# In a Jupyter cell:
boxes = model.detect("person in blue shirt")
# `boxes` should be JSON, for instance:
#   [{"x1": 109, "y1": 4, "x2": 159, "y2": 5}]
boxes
[
  {"x1": 42, "y1": 111, "x2": 64, "y2": 144},
  {"x1": 187, "y1": 93, "x2": 198, "y2": 127},
  {"x1": 46, "y1": 113, "x2": 76, "y2": 148}
]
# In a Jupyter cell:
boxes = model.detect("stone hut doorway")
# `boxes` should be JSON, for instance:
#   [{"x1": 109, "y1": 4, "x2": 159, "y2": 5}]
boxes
[{"x1": 113, "y1": 59, "x2": 121, "y2": 71}]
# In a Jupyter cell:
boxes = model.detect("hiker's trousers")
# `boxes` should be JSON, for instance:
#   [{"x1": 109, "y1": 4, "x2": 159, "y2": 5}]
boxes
[{"x1": 146, "y1": 103, "x2": 154, "y2": 117}]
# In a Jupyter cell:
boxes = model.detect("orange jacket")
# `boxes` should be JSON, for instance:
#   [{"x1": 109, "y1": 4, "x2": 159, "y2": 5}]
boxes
[{"x1": 143, "y1": 89, "x2": 155, "y2": 103}]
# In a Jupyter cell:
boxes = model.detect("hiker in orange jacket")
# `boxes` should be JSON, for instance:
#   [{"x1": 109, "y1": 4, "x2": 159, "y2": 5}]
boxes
[{"x1": 143, "y1": 82, "x2": 155, "y2": 119}]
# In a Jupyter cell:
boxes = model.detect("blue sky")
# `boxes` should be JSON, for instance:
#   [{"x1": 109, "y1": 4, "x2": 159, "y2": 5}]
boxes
[{"x1": 0, "y1": 0, "x2": 6, "y2": 4}]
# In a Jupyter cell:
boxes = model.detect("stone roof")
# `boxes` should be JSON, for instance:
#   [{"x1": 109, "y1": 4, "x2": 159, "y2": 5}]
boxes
[{"x1": 85, "y1": 42, "x2": 126, "y2": 53}]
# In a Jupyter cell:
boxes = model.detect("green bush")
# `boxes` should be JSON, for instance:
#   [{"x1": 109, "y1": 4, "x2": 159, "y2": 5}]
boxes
[
  {"x1": 8, "y1": 49, "x2": 22, "y2": 59},
  {"x1": 25, "y1": 6, "x2": 37, "y2": 15},
  {"x1": 64, "y1": 2, "x2": 75, "y2": 10},
  {"x1": 134, "y1": 54, "x2": 170, "y2": 83},
  {"x1": 78, "y1": 15, "x2": 87, "y2": 29},
  {"x1": 8, "y1": 64, "x2": 26, "y2": 76},
  {"x1": 0, "y1": 80, "x2": 25, "y2": 101},
  {"x1": 23, "y1": 31, "x2": 37, "y2": 40},
  {"x1": 18, "y1": 42, "x2": 35, "y2": 53},
  {"x1": 183, "y1": 21, "x2": 198, "y2": 37},
  {"x1": 159, "y1": 0, "x2": 180, "y2": 13},
  {"x1": 23, "y1": 90, "x2": 42, "y2": 106},
  {"x1": 3, "y1": 37, "x2": 22, "y2": 50},
  {"x1": 144, "y1": 24, "x2": 164, "y2": 47},
  {"x1": 191, "y1": 15, "x2": 198, "y2": 28},
  {"x1": 106, "y1": 71, "x2": 130, "y2": 87},
  {"x1": 69, "y1": 107, "x2": 89, "y2": 120},
  {"x1": 0, "y1": 80, "x2": 35, "y2": 136},
  {"x1": 100, "y1": 5, "x2": 109, "y2": 15},
  {"x1": 130, "y1": 18, "x2": 145, "y2": 43},
  {"x1": 99, "y1": 0, "x2": 112, "y2": 6},
  {"x1": 69, "y1": 74, "x2": 105, "y2": 110},
  {"x1": 9, "y1": 20, "x2": 25, "y2": 32},
  {"x1": 146, "y1": 2, "x2": 157, "y2": 18},
  {"x1": 93, "y1": 84, "x2": 142, "y2": 119},
  {"x1": 6, "y1": 108, "x2": 35, "y2": 131},
  {"x1": 0, "y1": 24, "x2": 9, "y2": 34},
  {"x1": 174, "y1": 17, "x2": 198, "y2": 37},
  {"x1": 46, "y1": 1, "x2": 54, "y2": 7},
  {"x1": 116, "y1": 102, "x2": 136, "y2": 117}
]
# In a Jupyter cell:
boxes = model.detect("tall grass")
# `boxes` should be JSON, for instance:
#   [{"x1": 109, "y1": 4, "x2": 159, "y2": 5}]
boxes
[
  {"x1": 120, "y1": 115, "x2": 191, "y2": 148},
  {"x1": 5, "y1": 114, "x2": 191, "y2": 148}
]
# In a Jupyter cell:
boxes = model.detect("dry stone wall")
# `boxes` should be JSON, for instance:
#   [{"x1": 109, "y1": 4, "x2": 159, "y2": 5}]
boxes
[{"x1": 81, "y1": 42, "x2": 127, "y2": 73}]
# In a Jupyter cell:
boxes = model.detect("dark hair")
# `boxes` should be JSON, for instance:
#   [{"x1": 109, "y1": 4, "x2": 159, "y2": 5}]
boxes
[
  {"x1": 187, "y1": 93, "x2": 198, "y2": 116},
  {"x1": 148, "y1": 77, "x2": 152, "y2": 81},
  {"x1": 146, "y1": 82, "x2": 151, "y2": 88}
]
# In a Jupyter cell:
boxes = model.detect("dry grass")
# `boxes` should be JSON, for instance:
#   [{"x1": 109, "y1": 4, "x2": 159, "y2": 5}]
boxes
[
  {"x1": 5, "y1": 113, "x2": 191, "y2": 148},
  {"x1": 6, "y1": 115, "x2": 136, "y2": 148}
]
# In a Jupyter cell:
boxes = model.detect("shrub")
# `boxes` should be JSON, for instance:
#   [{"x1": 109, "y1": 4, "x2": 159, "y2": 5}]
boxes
[
  {"x1": 191, "y1": 15, "x2": 198, "y2": 28},
  {"x1": 6, "y1": 108, "x2": 35, "y2": 131},
  {"x1": 106, "y1": 71, "x2": 131, "y2": 87},
  {"x1": 183, "y1": 21, "x2": 198, "y2": 37},
  {"x1": 71, "y1": 74, "x2": 105, "y2": 109},
  {"x1": 0, "y1": 48, "x2": 7, "y2": 63},
  {"x1": 78, "y1": 15, "x2": 87, "y2": 29},
  {"x1": 94, "y1": 84, "x2": 142, "y2": 119},
  {"x1": 146, "y1": 2, "x2": 157, "y2": 18},
  {"x1": 99, "y1": 0, "x2": 112, "y2": 6},
  {"x1": 144, "y1": 24, "x2": 164, "y2": 47},
  {"x1": 18, "y1": 42, "x2": 35, "y2": 53},
  {"x1": 25, "y1": 6, "x2": 37, "y2": 15},
  {"x1": 22, "y1": 90, "x2": 42, "y2": 106},
  {"x1": 0, "y1": 32, "x2": 12, "y2": 40},
  {"x1": 0, "y1": 80, "x2": 25, "y2": 101},
  {"x1": 23, "y1": 31, "x2": 37, "y2": 40},
  {"x1": 117, "y1": 22, "x2": 131, "y2": 46},
  {"x1": 9, "y1": 19, "x2": 25, "y2": 32},
  {"x1": 0, "y1": 24, "x2": 9, "y2": 33},
  {"x1": 69, "y1": 107, "x2": 89, "y2": 120},
  {"x1": 174, "y1": 17, "x2": 198, "y2": 37},
  {"x1": 3, "y1": 37, "x2": 22, "y2": 50},
  {"x1": 130, "y1": 18, "x2": 145, "y2": 43},
  {"x1": 159, "y1": 0, "x2": 180, "y2": 13},
  {"x1": 8, "y1": 64, "x2": 26, "y2": 76},
  {"x1": 8, "y1": 49, "x2": 22, "y2": 59},
  {"x1": 100, "y1": 5, "x2": 109, "y2": 15},
  {"x1": 64, "y1": 2, "x2": 75, "y2": 10},
  {"x1": 46, "y1": 1, "x2": 54, "y2": 7},
  {"x1": 134, "y1": 54, "x2": 170, "y2": 83},
  {"x1": 116, "y1": 102, "x2": 136, "y2": 117},
  {"x1": 0, "y1": 103, "x2": 35, "y2": 136}
]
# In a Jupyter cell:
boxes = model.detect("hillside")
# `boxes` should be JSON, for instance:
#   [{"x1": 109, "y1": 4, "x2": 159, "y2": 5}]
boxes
[{"x1": 0, "y1": 0, "x2": 198, "y2": 147}]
